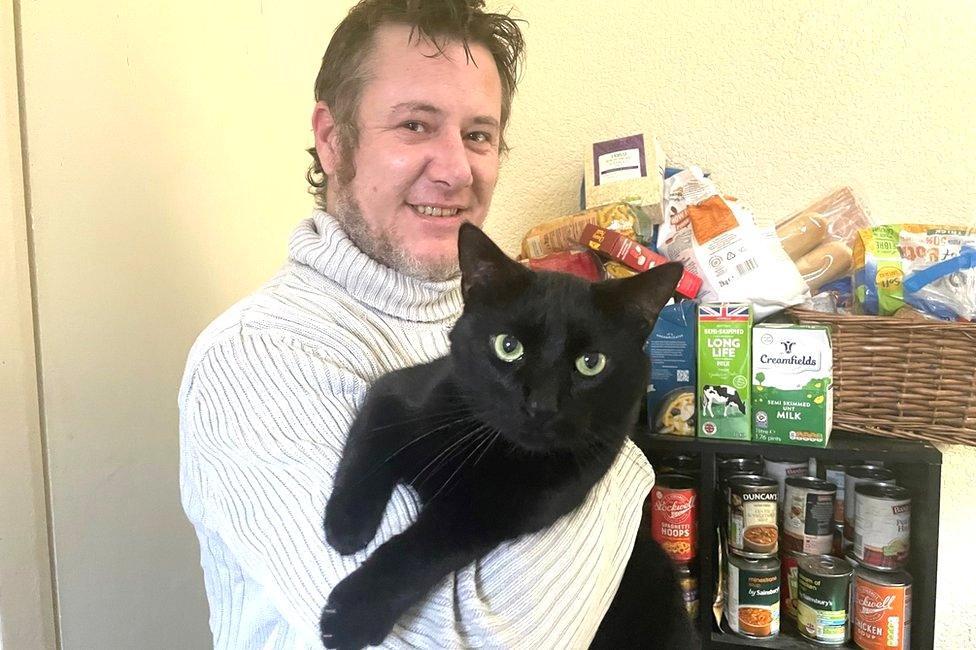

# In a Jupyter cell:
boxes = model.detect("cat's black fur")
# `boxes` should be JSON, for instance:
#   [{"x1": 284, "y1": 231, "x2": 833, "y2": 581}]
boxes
[{"x1": 320, "y1": 223, "x2": 695, "y2": 649}]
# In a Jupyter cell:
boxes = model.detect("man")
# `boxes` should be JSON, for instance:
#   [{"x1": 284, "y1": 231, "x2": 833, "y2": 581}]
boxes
[{"x1": 179, "y1": 1, "x2": 656, "y2": 647}]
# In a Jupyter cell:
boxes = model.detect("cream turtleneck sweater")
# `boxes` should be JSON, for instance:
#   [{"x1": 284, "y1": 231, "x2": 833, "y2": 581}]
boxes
[{"x1": 178, "y1": 211, "x2": 654, "y2": 649}]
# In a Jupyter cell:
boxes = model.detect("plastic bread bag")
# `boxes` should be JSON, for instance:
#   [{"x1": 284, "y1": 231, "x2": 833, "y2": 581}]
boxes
[
  {"x1": 657, "y1": 167, "x2": 808, "y2": 319},
  {"x1": 775, "y1": 187, "x2": 873, "y2": 293}
]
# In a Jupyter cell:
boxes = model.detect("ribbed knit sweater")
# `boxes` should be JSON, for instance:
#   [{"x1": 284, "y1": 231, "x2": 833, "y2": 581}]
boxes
[{"x1": 178, "y1": 211, "x2": 655, "y2": 649}]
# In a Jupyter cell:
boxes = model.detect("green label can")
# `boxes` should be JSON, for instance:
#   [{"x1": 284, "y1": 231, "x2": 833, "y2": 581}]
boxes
[
  {"x1": 726, "y1": 554, "x2": 780, "y2": 638},
  {"x1": 797, "y1": 554, "x2": 853, "y2": 645}
]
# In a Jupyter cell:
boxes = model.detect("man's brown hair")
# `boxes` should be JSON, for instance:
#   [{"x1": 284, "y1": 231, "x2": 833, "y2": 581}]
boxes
[{"x1": 306, "y1": 0, "x2": 525, "y2": 205}]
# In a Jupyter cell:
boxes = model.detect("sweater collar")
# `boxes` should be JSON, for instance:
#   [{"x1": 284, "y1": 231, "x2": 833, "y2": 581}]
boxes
[{"x1": 288, "y1": 210, "x2": 463, "y2": 323}]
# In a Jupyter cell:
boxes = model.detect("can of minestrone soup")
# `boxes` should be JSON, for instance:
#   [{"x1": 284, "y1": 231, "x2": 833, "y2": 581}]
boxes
[{"x1": 726, "y1": 554, "x2": 780, "y2": 638}]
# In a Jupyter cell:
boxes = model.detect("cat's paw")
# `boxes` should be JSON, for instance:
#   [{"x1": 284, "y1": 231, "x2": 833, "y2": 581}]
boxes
[
  {"x1": 320, "y1": 571, "x2": 397, "y2": 650},
  {"x1": 323, "y1": 493, "x2": 382, "y2": 555}
]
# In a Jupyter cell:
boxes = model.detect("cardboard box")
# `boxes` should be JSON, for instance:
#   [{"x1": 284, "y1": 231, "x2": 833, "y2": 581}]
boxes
[
  {"x1": 752, "y1": 324, "x2": 834, "y2": 447},
  {"x1": 697, "y1": 303, "x2": 752, "y2": 440},
  {"x1": 645, "y1": 300, "x2": 697, "y2": 436}
]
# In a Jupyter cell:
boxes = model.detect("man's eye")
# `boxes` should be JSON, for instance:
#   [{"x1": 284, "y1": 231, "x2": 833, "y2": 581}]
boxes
[
  {"x1": 468, "y1": 131, "x2": 492, "y2": 144},
  {"x1": 402, "y1": 121, "x2": 426, "y2": 133}
]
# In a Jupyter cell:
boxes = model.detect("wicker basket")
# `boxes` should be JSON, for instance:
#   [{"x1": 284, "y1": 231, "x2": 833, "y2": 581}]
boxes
[{"x1": 787, "y1": 308, "x2": 976, "y2": 446}]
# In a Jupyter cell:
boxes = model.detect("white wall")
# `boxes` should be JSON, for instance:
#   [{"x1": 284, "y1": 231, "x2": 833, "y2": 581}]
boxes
[{"x1": 3, "y1": 1, "x2": 974, "y2": 648}]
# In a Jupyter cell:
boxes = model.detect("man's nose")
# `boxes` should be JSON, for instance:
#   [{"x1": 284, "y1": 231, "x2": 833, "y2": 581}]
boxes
[{"x1": 427, "y1": 132, "x2": 474, "y2": 189}]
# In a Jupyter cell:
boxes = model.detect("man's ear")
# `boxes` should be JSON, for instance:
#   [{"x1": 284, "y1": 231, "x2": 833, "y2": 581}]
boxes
[
  {"x1": 458, "y1": 222, "x2": 531, "y2": 301},
  {"x1": 311, "y1": 101, "x2": 341, "y2": 176}
]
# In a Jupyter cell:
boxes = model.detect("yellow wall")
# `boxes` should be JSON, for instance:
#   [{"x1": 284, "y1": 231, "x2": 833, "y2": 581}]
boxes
[{"x1": 3, "y1": 0, "x2": 974, "y2": 647}]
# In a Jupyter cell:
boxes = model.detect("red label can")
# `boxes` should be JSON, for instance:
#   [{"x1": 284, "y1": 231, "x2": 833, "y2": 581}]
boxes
[
  {"x1": 650, "y1": 473, "x2": 698, "y2": 563},
  {"x1": 852, "y1": 567, "x2": 911, "y2": 650}
]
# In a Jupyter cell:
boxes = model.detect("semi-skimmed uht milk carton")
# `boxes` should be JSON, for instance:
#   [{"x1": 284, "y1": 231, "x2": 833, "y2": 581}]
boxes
[
  {"x1": 697, "y1": 303, "x2": 752, "y2": 440},
  {"x1": 751, "y1": 324, "x2": 833, "y2": 447}
]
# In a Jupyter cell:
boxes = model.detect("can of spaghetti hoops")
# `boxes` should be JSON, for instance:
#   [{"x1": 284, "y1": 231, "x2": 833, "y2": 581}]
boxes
[
  {"x1": 727, "y1": 475, "x2": 778, "y2": 558},
  {"x1": 853, "y1": 483, "x2": 911, "y2": 570},
  {"x1": 649, "y1": 473, "x2": 698, "y2": 564},
  {"x1": 844, "y1": 465, "x2": 896, "y2": 541},
  {"x1": 797, "y1": 554, "x2": 853, "y2": 645},
  {"x1": 852, "y1": 567, "x2": 912, "y2": 650},
  {"x1": 726, "y1": 554, "x2": 780, "y2": 638},
  {"x1": 783, "y1": 476, "x2": 836, "y2": 554}
]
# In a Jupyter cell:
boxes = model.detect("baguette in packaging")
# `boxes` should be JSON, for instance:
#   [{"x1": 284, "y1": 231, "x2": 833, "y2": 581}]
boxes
[
  {"x1": 776, "y1": 187, "x2": 872, "y2": 293},
  {"x1": 658, "y1": 168, "x2": 808, "y2": 318},
  {"x1": 521, "y1": 202, "x2": 641, "y2": 259}
]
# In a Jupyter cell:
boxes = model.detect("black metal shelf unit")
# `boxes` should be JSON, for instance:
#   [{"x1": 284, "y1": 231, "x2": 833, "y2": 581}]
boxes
[{"x1": 633, "y1": 429, "x2": 942, "y2": 650}]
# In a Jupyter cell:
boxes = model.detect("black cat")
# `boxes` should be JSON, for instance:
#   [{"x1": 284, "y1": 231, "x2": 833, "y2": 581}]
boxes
[{"x1": 320, "y1": 223, "x2": 695, "y2": 649}]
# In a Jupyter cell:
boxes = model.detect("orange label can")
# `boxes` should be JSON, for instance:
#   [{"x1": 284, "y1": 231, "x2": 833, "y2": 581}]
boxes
[{"x1": 852, "y1": 567, "x2": 911, "y2": 650}]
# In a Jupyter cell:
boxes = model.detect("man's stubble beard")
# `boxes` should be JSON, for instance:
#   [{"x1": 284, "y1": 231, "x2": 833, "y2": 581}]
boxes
[{"x1": 330, "y1": 180, "x2": 461, "y2": 283}]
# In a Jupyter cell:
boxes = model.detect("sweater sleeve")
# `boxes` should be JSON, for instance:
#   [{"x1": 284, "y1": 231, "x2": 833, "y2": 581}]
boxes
[{"x1": 179, "y1": 331, "x2": 655, "y2": 649}]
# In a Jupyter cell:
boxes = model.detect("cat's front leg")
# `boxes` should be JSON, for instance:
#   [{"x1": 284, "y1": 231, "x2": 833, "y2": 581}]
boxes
[
  {"x1": 321, "y1": 505, "x2": 499, "y2": 649},
  {"x1": 324, "y1": 394, "x2": 412, "y2": 555}
]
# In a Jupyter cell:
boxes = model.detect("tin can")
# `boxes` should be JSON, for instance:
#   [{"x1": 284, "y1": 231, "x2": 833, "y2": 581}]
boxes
[
  {"x1": 676, "y1": 563, "x2": 699, "y2": 621},
  {"x1": 763, "y1": 457, "x2": 811, "y2": 519},
  {"x1": 726, "y1": 554, "x2": 780, "y2": 638},
  {"x1": 783, "y1": 476, "x2": 836, "y2": 554},
  {"x1": 657, "y1": 454, "x2": 700, "y2": 476},
  {"x1": 650, "y1": 473, "x2": 698, "y2": 564},
  {"x1": 844, "y1": 465, "x2": 896, "y2": 541},
  {"x1": 854, "y1": 483, "x2": 911, "y2": 570},
  {"x1": 717, "y1": 457, "x2": 763, "y2": 525},
  {"x1": 852, "y1": 567, "x2": 912, "y2": 650},
  {"x1": 796, "y1": 554, "x2": 853, "y2": 645},
  {"x1": 823, "y1": 463, "x2": 846, "y2": 527},
  {"x1": 728, "y1": 475, "x2": 778, "y2": 558},
  {"x1": 780, "y1": 550, "x2": 804, "y2": 620}
]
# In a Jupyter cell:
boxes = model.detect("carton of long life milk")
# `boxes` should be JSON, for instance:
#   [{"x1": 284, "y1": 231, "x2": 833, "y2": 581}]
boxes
[
  {"x1": 697, "y1": 303, "x2": 752, "y2": 440},
  {"x1": 751, "y1": 324, "x2": 834, "y2": 448}
]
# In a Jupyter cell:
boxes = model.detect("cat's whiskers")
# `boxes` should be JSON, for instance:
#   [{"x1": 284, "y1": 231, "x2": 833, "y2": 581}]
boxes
[
  {"x1": 426, "y1": 425, "x2": 495, "y2": 503},
  {"x1": 410, "y1": 422, "x2": 487, "y2": 487},
  {"x1": 360, "y1": 405, "x2": 473, "y2": 435},
  {"x1": 355, "y1": 413, "x2": 479, "y2": 484}
]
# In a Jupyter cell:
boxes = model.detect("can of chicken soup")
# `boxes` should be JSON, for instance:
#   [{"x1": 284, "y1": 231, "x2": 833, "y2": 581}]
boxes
[{"x1": 852, "y1": 567, "x2": 912, "y2": 650}]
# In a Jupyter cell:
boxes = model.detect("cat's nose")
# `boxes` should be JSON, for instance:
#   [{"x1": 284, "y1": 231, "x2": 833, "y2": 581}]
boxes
[{"x1": 524, "y1": 400, "x2": 557, "y2": 423}]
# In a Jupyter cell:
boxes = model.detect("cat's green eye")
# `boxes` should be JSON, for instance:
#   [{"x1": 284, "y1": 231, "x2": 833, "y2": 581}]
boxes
[
  {"x1": 575, "y1": 352, "x2": 606, "y2": 376},
  {"x1": 492, "y1": 334, "x2": 524, "y2": 362}
]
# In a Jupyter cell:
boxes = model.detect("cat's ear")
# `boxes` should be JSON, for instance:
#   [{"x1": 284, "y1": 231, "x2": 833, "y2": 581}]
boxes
[
  {"x1": 457, "y1": 222, "x2": 531, "y2": 300},
  {"x1": 591, "y1": 262, "x2": 684, "y2": 330}
]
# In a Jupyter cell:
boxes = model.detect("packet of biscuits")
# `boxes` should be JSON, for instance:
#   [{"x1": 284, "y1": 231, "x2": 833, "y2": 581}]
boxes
[{"x1": 775, "y1": 187, "x2": 873, "y2": 293}]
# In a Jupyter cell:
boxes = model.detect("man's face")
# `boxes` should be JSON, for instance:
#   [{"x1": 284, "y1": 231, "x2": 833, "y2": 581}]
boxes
[{"x1": 318, "y1": 24, "x2": 504, "y2": 281}]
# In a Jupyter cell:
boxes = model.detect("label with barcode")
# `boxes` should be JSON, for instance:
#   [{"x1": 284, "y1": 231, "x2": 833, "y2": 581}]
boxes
[{"x1": 736, "y1": 258, "x2": 758, "y2": 275}]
